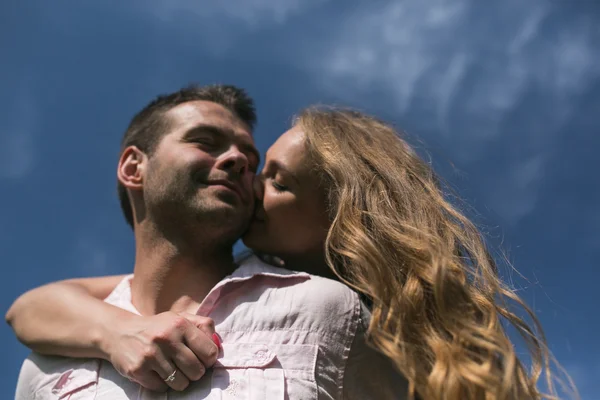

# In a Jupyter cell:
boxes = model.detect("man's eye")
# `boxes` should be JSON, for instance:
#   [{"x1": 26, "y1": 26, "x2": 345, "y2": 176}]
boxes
[
  {"x1": 189, "y1": 135, "x2": 217, "y2": 146},
  {"x1": 195, "y1": 139, "x2": 215, "y2": 146}
]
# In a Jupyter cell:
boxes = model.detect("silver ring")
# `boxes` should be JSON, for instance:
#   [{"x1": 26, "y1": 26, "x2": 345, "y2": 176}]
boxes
[{"x1": 164, "y1": 370, "x2": 177, "y2": 383}]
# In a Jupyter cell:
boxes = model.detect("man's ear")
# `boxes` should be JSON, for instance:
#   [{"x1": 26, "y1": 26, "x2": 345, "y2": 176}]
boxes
[{"x1": 117, "y1": 146, "x2": 146, "y2": 190}]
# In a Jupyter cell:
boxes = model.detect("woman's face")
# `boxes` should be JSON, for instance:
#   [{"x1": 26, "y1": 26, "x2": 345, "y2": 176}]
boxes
[{"x1": 242, "y1": 125, "x2": 330, "y2": 268}]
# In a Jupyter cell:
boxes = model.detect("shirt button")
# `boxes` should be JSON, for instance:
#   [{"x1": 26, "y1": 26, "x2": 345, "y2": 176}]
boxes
[
  {"x1": 255, "y1": 350, "x2": 268, "y2": 363},
  {"x1": 224, "y1": 378, "x2": 241, "y2": 395}
]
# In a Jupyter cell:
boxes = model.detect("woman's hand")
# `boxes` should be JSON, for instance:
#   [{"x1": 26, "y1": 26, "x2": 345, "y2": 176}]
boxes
[
  {"x1": 6, "y1": 275, "x2": 221, "y2": 392},
  {"x1": 102, "y1": 312, "x2": 220, "y2": 392}
]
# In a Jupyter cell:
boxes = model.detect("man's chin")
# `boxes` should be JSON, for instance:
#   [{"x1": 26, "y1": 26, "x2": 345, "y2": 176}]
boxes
[
  {"x1": 241, "y1": 223, "x2": 270, "y2": 253},
  {"x1": 196, "y1": 204, "x2": 250, "y2": 236},
  {"x1": 202, "y1": 198, "x2": 251, "y2": 219}
]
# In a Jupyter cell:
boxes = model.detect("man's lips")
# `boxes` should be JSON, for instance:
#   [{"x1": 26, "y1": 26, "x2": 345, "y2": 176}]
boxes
[{"x1": 208, "y1": 180, "x2": 247, "y2": 202}]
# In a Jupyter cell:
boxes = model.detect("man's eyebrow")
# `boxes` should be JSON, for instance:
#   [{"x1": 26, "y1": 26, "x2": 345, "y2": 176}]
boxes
[
  {"x1": 182, "y1": 124, "x2": 227, "y2": 139},
  {"x1": 183, "y1": 124, "x2": 260, "y2": 165}
]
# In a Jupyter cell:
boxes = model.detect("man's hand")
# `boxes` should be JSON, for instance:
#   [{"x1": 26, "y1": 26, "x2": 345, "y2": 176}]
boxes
[{"x1": 101, "y1": 312, "x2": 219, "y2": 392}]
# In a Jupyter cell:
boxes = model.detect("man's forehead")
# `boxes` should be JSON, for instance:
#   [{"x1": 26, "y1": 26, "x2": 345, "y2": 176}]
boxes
[{"x1": 166, "y1": 100, "x2": 252, "y2": 136}]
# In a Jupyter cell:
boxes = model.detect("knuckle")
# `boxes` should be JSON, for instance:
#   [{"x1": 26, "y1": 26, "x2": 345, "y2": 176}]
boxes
[
  {"x1": 121, "y1": 367, "x2": 135, "y2": 378},
  {"x1": 151, "y1": 330, "x2": 172, "y2": 343},
  {"x1": 200, "y1": 318, "x2": 215, "y2": 331},
  {"x1": 205, "y1": 344, "x2": 219, "y2": 363},
  {"x1": 141, "y1": 345, "x2": 158, "y2": 361},
  {"x1": 171, "y1": 316, "x2": 189, "y2": 332},
  {"x1": 123, "y1": 363, "x2": 145, "y2": 379},
  {"x1": 189, "y1": 361, "x2": 206, "y2": 381}
]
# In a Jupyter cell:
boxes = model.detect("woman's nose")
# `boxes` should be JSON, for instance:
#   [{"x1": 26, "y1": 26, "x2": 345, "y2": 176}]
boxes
[{"x1": 253, "y1": 175, "x2": 264, "y2": 201}]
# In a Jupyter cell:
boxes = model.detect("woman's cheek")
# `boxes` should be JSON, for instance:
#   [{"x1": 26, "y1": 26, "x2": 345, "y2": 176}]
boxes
[
  {"x1": 261, "y1": 191, "x2": 276, "y2": 214},
  {"x1": 266, "y1": 197, "x2": 299, "y2": 234},
  {"x1": 263, "y1": 188, "x2": 290, "y2": 213}
]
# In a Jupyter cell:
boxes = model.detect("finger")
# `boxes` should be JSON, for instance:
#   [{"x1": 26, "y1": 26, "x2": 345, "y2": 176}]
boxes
[
  {"x1": 130, "y1": 372, "x2": 169, "y2": 392},
  {"x1": 179, "y1": 313, "x2": 220, "y2": 350},
  {"x1": 155, "y1": 365, "x2": 189, "y2": 392},
  {"x1": 171, "y1": 343, "x2": 207, "y2": 381},
  {"x1": 151, "y1": 351, "x2": 191, "y2": 392},
  {"x1": 183, "y1": 327, "x2": 219, "y2": 367},
  {"x1": 179, "y1": 313, "x2": 215, "y2": 336}
]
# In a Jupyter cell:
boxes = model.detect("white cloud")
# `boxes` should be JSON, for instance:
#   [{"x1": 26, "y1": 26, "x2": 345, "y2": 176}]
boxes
[
  {"x1": 320, "y1": 0, "x2": 468, "y2": 113},
  {"x1": 313, "y1": 0, "x2": 600, "y2": 127},
  {"x1": 124, "y1": 0, "x2": 331, "y2": 56},
  {"x1": 508, "y1": 5, "x2": 547, "y2": 55},
  {"x1": 311, "y1": 0, "x2": 599, "y2": 139},
  {"x1": 552, "y1": 26, "x2": 598, "y2": 93},
  {"x1": 0, "y1": 90, "x2": 36, "y2": 180},
  {"x1": 305, "y1": 0, "x2": 600, "y2": 224},
  {"x1": 313, "y1": 1, "x2": 468, "y2": 112},
  {"x1": 144, "y1": 0, "x2": 328, "y2": 27},
  {"x1": 486, "y1": 155, "x2": 546, "y2": 224}
]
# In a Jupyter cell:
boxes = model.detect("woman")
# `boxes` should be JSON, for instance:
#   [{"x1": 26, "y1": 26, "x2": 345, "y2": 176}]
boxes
[{"x1": 8, "y1": 107, "x2": 569, "y2": 399}]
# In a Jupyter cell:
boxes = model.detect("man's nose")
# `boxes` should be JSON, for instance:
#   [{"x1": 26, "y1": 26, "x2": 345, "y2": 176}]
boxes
[{"x1": 218, "y1": 147, "x2": 249, "y2": 176}]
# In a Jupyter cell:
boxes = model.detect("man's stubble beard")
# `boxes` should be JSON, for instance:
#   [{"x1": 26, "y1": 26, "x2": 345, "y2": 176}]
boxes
[{"x1": 145, "y1": 171, "x2": 250, "y2": 248}]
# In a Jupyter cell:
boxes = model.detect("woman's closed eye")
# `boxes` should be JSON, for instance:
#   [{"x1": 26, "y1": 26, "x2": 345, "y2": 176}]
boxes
[{"x1": 271, "y1": 179, "x2": 289, "y2": 192}]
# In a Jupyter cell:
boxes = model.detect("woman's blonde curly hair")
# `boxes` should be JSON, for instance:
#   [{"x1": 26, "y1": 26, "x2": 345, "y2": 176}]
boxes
[{"x1": 297, "y1": 107, "x2": 576, "y2": 400}]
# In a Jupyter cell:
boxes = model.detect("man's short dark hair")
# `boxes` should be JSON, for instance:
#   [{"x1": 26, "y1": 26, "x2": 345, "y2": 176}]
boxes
[{"x1": 118, "y1": 84, "x2": 257, "y2": 229}]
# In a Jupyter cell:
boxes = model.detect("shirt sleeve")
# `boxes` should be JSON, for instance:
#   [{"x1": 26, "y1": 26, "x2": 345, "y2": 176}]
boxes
[
  {"x1": 15, "y1": 352, "x2": 85, "y2": 400},
  {"x1": 15, "y1": 356, "x2": 42, "y2": 400},
  {"x1": 342, "y1": 303, "x2": 409, "y2": 400}
]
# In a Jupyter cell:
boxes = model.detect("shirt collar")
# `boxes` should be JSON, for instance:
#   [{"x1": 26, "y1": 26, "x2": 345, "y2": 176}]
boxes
[{"x1": 104, "y1": 255, "x2": 311, "y2": 314}]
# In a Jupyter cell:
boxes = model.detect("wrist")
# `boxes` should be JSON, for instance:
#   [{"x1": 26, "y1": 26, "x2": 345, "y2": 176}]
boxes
[
  {"x1": 93, "y1": 310, "x2": 138, "y2": 361},
  {"x1": 91, "y1": 318, "x2": 114, "y2": 361}
]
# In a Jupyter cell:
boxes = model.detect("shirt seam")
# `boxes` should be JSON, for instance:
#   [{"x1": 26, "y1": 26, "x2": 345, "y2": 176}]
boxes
[
  {"x1": 338, "y1": 291, "x2": 361, "y2": 399},
  {"x1": 216, "y1": 328, "x2": 341, "y2": 336}
]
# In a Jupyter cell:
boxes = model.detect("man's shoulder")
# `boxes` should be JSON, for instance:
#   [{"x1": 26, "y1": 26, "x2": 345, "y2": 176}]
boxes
[
  {"x1": 237, "y1": 255, "x2": 360, "y2": 315},
  {"x1": 297, "y1": 273, "x2": 360, "y2": 312}
]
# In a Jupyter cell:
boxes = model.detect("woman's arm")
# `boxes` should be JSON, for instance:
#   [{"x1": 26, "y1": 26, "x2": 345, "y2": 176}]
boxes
[
  {"x1": 6, "y1": 276, "x2": 220, "y2": 392},
  {"x1": 6, "y1": 275, "x2": 128, "y2": 358}
]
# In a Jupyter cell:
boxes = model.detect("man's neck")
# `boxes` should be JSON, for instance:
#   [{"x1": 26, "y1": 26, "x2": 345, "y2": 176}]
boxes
[{"x1": 129, "y1": 224, "x2": 236, "y2": 316}]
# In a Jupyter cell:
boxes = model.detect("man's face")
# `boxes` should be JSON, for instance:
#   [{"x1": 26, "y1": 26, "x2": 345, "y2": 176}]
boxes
[{"x1": 143, "y1": 100, "x2": 259, "y2": 239}]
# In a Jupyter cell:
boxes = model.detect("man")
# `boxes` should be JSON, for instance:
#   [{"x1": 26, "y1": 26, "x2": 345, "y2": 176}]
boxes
[{"x1": 13, "y1": 84, "x2": 263, "y2": 397}]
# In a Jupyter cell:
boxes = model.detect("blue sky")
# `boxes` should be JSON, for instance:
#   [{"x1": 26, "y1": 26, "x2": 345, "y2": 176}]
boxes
[{"x1": 1, "y1": 1, "x2": 598, "y2": 398}]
